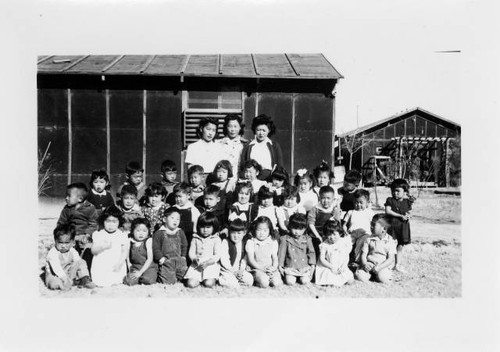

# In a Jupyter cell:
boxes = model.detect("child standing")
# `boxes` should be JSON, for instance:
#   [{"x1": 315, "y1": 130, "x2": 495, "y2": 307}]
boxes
[
  {"x1": 209, "y1": 160, "x2": 236, "y2": 211},
  {"x1": 123, "y1": 218, "x2": 158, "y2": 286},
  {"x1": 141, "y1": 183, "x2": 169, "y2": 233},
  {"x1": 278, "y1": 213, "x2": 316, "y2": 285},
  {"x1": 385, "y1": 178, "x2": 415, "y2": 272},
  {"x1": 344, "y1": 189, "x2": 375, "y2": 263},
  {"x1": 355, "y1": 214, "x2": 396, "y2": 283},
  {"x1": 315, "y1": 220, "x2": 354, "y2": 287},
  {"x1": 171, "y1": 183, "x2": 201, "y2": 247},
  {"x1": 160, "y1": 159, "x2": 179, "y2": 206},
  {"x1": 45, "y1": 225, "x2": 96, "y2": 290},
  {"x1": 219, "y1": 219, "x2": 254, "y2": 288},
  {"x1": 245, "y1": 216, "x2": 282, "y2": 288},
  {"x1": 87, "y1": 169, "x2": 115, "y2": 216},
  {"x1": 116, "y1": 185, "x2": 144, "y2": 234},
  {"x1": 153, "y1": 208, "x2": 188, "y2": 285},
  {"x1": 91, "y1": 206, "x2": 129, "y2": 287},
  {"x1": 268, "y1": 166, "x2": 289, "y2": 206},
  {"x1": 313, "y1": 161, "x2": 335, "y2": 195},
  {"x1": 227, "y1": 181, "x2": 255, "y2": 225},
  {"x1": 184, "y1": 212, "x2": 222, "y2": 288},
  {"x1": 116, "y1": 161, "x2": 146, "y2": 204},
  {"x1": 276, "y1": 186, "x2": 306, "y2": 234},
  {"x1": 240, "y1": 159, "x2": 267, "y2": 198},
  {"x1": 188, "y1": 165, "x2": 205, "y2": 206},
  {"x1": 294, "y1": 169, "x2": 318, "y2": 212},
  {"x1": 198, "y1": 185, "x2": 226, "y2": 231},
  {"x1": 338, "y1": 170, "x2": 362, "y2": 215},
  {"x1": 250, "y1": 185, "x2": 281, "y2": 237},
  {"x1": 308, "y1": 186, "x2": 341, "y2": 246},
  {"x1": 57, "y1": 183, "x2": 98, "y2": 271}
]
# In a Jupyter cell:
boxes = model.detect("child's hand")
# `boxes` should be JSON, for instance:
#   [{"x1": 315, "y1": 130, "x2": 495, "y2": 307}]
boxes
[
  {"x1": 371, "y1": 265, "x2": 380, "y2": 274},
  {"x1": 363, "y1": 262, "x2": 375, "y2": 272},
  {"x1": 129, "y1": 271, "x2": 142, "y2": 280},
  {"x1": 265, "y1": 266, "x2": 275, "y2": 274},
  {"x1": 278, "y1": 266, "x2": 285, "y2": 276}
]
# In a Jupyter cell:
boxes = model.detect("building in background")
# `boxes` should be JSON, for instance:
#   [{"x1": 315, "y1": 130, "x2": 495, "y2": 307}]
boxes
[
  {"x1": 38, "y1": 54, "x2": 342, "y2": 196},
  {"x1": 336, "y1": 107, "x2": 461, "y2": 187}
]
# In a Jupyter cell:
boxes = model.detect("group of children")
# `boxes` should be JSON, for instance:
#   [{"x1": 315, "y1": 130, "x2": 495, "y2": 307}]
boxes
[{"x1": 45, "y1": 156, "x2": 415, "y2": 291}]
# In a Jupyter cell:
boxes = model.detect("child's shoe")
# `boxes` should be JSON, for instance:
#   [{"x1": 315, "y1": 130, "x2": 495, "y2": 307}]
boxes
[{"x1": 78, "y1": 276, "x2": 97, "y2": 289}]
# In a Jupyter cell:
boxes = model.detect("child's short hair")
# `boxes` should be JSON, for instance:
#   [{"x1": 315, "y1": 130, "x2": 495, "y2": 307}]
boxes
[
  {"x1": 288, "y1": 213, "x2": 308, "y2": 230},
  {"x1": 228, "y1": 218, "x2": 247, "y2": 233},
  {"x1": 318, "y1": 185, "x2": 335, "y2": 197},
  {"x1": 173, "y1": 182, "x2": 191, "y2": 195},
  {"x1": 126, "y1": 161, "x2": 144, "y2": 176},
  {"x1": 130, "y1": 217, "x2": 151, "y2": 235},
  {"x1": 390, "y1": 178, "x2": 410, "y2": 193},
  {"x1": 344, "y1": 170, "x2": 362, "y2": 185},
  {"x1": 213, "y1": 160, "x2": 233, "y2": 178},
  {"x1": 197, "y1": 116, "x2": 219, "y2": 139},
  {"x1": 188, "y1": 164, "x2": 204, "y2": 178},
  {"x1": 53, "y1": 224, "x2": 76, "y2": 241},
  {"x1": 257, "y1": 185, "x2": 274, "y2": 201},
  {"x1": 99, "y1": 205, "x2": 125, "y2": 227},
  {"x1": 223, "y1": 114, "x2": 245, "y2": 136},
  {"x1": 235, "y1": 180, "x2": 253, "y2": 198},
  {"x1": 282, "y1": 185, "x2": 301, "y2": 203},
  {"x1": 120, "y1": 184, "x2": 138, "y2": 197},
  {"x1": 251, "y1": 216, "x2": 277, "y2": 239},
  {"x1": 354, "y1": 189, "x2": 370, "y2": 202},
  {"x1": 241, "y1": 159, "x2": 262, "y2": 174},
  {"x1": 294, "y1": 169, "x2": 315, "y2": 187},
  {"x1": 204, "y1": 184, "x2": 221, "y2": 198},
  {"x1": 197, "y1": 211, "x2": 220, "y2": 234},
  {"x1": 251, "y1": 114, "x2": 276, "y2": 137},
  {"x1": 67, "y1": 182, "x2": 89, "y2": 201},
  {"x1": 160, "y1": 159, "x2": 177, "y2": 173},
  {"x1": 371, "y1": 213, "x2": 391, "y2": 231},
  {"x1": 313, "y1": 160, "x2": 334, "y2": 181},
  {"x1": 323, "y1": 219, "x2": 345, "y2": 238},
  {"x1": 163, "y1": 207, "x2": 181, "y2": 220},
  {"x1": 271, "y1": 166, "x2": 289, "y2": 184},
  {"x1": 89, "y1": 169, "x2": 110, "y2": 187},
  {"x1": 145, "y1": 182, "x2": 167, "y2": 198}
]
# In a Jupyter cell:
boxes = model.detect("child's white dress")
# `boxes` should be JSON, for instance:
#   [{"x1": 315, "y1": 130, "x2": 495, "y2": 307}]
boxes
[
  {"x1": 298, "y1": 190, "x2": 318, "y2": 212},
  {"x1": 315, "y1": 236, "x2": 353, "y2": 286},
  {"x1": 91, "y1": 229, "x2": 128, "y2": 287},
  {"x1": 345, "y1": 208, "x2": 375, "y2": 261}
]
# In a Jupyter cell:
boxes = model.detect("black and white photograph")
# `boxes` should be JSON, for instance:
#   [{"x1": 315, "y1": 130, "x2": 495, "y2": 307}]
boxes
[{"x1": 1, "y1": 0, "x2": 499, "y2": 351}]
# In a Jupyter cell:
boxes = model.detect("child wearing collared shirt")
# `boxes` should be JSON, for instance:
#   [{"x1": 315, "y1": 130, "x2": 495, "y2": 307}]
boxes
[
  {"x1": 184, "y1": 212, "x2": 222, "y2": 288},
  {"x1": 245, "y1": 216, "x2": 282, "y2": 288},
  {"x1": 117, "y1": 185, "x2": 144, "y2": 234},
  {"x1": 116, "y1": 161, "x2": 147, "y2": 204},
  {"x1": 240, "y1": 159, "x2": 267, "y2": 199},
  {"x1": 294, "y1": 169, "x2": 318, "y2": 212},
  {"x1": 278, "y1": 213, "x2": 316, "y2": 285},
  {"x1": 355, "y1": 214, "x2": 397, "y2": 283},
  {"x1": 171, "y1": 183, "x2": 201, "y2": 247},
  {"x1": 250, "y1": 185, "x2": 282, "y2": 236},
  {"x1": 219, "y1": 219, "x2": 254, "y2": 288},
  {"x1": 86, "y1": 169, "x2": 115, "y2": 216},
  {"x1": 153, "y1": 208, "x2": 188, "y2": 285},
  {"x1": 276, "y1": 185, "x2": 306, "y2": 235},
  {"x1": 227, "y1": 181, "x2": 255, "y2": 226},
  {"x1": 160, "y1": 159, "x2": 179, "y2": 206},
  {"x1": 188, "y1": 165, "x2": 205, "y2": 205},
  {"x1": 141, "y1": 182, "x2": 169, "y2": 233},
  {"x1": 209, "y1": 159, "x2": 236, "y2": 212},
  {"x1": 344, "y1": 189, "x2": 375, "y2": 263}
]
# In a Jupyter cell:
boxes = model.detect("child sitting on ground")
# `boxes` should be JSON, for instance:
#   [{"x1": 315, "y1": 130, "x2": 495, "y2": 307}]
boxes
[
  {"x1": 91, "y1": 206, "x2": 129, "y2": 287},
  {"x1": 116, "y1": 185, "x2": 144, "y2": 234},
  {"x1": 116, "y1": 161, "x2": 146, "y2": 204},
  {"x1": 184, "y1": 212, "x2": 222, "y2": 288},
  {"x1": 338, "y1": 169, "x2": 362, "y2": 217},
  {"x1": 188, "y1": 165, "x2": 205, "y2": 206},
  {"x1": 153, "y1": 207, "x2": 188, "y2": 285},
  {"x1": 57, "y1": 182, "x2": 98, "y2": 271},
  {"x1": 268, "y1": 166, "x2": 289, "y2": 206},
  {"x1": 385, "y1": 178, "x2": 415, "y2": 273},
  {"x1": 355, "y1": 214, "x2": 396, "y2": 284},
  {"x1": 294, "y1": 168, "x2": 318, "y2": 212},
  {"x1": 171, "y1": 182, "x2": 201, "y2": 247},
  {"x1": 142, "y1": 182, "x2": 169, "y2": 233},
  {"x1": 87, "y1": 169, "x2": 115, "y2": 216},
  {"x1": 160, "y1": 159, "x2": 179, "y2": 206},
  {"x1": 219, "y1": 219, "x2": 254, "y2": 288},
  {"x1": 245, "y1": 216, "x2": 282, "y2": 288},
  {"x1": 276, "y1": 185, "x2": 306, "y2": 235},
  {"x1": 278, "y1": 213, "x2": 316, "y2": 285},
  {"x1": 315, "y1": 220, "x2": 354, "y2": 287},
  {"x1": 123, "y1": 218, "x2": 158, "y2": 286},
  {"x1": 45, "y1": 225, "x2": 96, "y2": 290},
  {"x1": 344, "y1": 189, "x2": 375, "y2": 263}
]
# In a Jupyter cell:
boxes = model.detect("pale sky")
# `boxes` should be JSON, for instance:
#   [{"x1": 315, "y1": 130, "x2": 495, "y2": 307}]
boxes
[{"x1": 22, "y1": 0, "x2": 479, "y2": 132}]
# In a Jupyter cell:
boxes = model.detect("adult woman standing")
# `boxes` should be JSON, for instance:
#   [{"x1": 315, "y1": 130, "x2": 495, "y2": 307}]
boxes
[
  {"x1": 240, "y1": 114, "x2": 283, "y2": 181},
  {"x1": 218, "y1": 114, "x2": 248, "y2": 179}
]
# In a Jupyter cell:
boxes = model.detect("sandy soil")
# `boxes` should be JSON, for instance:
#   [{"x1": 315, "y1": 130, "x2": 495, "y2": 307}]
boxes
[{"x1": 38, "y1": 187, "x2": 461, "y2": 298}]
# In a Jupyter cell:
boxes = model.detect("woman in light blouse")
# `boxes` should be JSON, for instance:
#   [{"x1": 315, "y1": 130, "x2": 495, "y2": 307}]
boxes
[{"x1": 218, "y1": 114, "x2": 248, "y2": 179}]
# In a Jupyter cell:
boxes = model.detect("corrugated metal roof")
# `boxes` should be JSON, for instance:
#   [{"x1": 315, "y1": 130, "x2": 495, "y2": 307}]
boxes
[
  {"x1": 337, "y1": 107, "x2": 461, "y2": 137},
  {"x1": 37, "y1": 54, "x2": 343, "y2": 80}
]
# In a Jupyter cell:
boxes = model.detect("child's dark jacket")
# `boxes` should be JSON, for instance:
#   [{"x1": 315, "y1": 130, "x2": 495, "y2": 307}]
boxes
[
  {"x1": 152, "y1": 227, "x2": 188, "y2": 262},
  {"x1": 57, "y1": 200, "x2": 98, "y2": 236}
]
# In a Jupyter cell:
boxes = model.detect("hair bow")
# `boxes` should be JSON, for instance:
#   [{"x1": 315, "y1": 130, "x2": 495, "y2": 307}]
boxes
[{"x1": 297, "y1": 168, "x2": 308, "y2": 177}]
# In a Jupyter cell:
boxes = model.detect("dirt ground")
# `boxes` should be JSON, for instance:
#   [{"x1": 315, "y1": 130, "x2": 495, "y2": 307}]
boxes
[{"x1": 38, "y1": 187, "x2": 461, "y2": 298}]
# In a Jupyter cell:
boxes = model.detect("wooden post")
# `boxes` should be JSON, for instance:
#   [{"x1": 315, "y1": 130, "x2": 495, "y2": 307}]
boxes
[
  {"x1": 67, "y1": 89, "x2": 72, "y2": 184},
  {"x1": 255, "y1": 92, "x2": 259, "y2": 116},
  {"x1": 331, "y1": 94, "x2": 335, "y2": 169},
  {"x1": 445, "y1": 138, "x2": 451, "y2": 187},
  {"x1": 291, "y1": 93, "x2": 296, "y2": 176},
  {"x1": 105, "y1": 90, "x2": 110, "y2": 177},
  {"x1": 143, "y1": 90, "x2": 147, "y2": 181}
]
